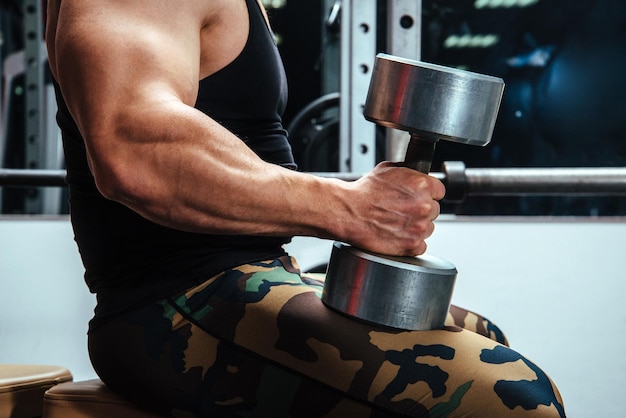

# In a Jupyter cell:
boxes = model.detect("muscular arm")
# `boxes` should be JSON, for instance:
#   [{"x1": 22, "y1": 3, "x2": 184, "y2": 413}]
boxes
[{"x1": 47, "y1": 0, "x2": 444, "y2": 256}]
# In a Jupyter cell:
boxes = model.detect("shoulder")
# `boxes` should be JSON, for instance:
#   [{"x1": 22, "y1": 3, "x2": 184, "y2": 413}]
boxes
[
  {"x1": 48, "y1": 0, "x2": 248, "y2": 82},
  {"x1": 47, "y1": 0, "x2": 220, "y2": 48}
]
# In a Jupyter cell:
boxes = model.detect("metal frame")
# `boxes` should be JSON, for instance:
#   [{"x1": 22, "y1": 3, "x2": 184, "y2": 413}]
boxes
[
  {"x1": 385, "y1": 0, "x2": 421, "y2": 162},
  {"x1": 1, "y1": 2, "x2": 63, "y2": 214},
  {"x1": 338, "y1": 0, "x2": 377, "y2": 173},
  {"x1": 22, "y1": 0, "x2": 45, "y2": 213},
  {"x1": 339, "y1": 0, "x2": 421, "y2": 172}
]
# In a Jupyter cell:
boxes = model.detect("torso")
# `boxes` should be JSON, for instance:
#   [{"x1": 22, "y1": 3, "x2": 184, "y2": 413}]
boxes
[{"x1": 48, "y1": 0, "x2": 294, "y2": 328}]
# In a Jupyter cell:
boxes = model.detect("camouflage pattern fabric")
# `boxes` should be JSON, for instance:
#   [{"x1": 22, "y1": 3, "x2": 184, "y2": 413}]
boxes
[{"x1": 89, "y1": 256, "x2": 565, "y2": 417}]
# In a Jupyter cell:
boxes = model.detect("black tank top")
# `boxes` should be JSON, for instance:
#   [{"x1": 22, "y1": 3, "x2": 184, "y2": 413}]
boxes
[{"x1": 53, "y1": 0, "x2": 296, "y2": 330}]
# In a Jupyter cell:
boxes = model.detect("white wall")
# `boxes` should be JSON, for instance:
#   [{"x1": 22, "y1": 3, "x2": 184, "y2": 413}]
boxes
[
  {"x1": 0, "y1": 217, "x2": 95, "y2": 380},
  {"x1": 1, "y1": 216, "x2": 625, "y2": 417}
]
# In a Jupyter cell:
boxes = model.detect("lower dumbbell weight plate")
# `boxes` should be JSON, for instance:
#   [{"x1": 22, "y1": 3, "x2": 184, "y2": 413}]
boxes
[{"x1": 322, "y1": 242, "x2": 457, "y2": 330}]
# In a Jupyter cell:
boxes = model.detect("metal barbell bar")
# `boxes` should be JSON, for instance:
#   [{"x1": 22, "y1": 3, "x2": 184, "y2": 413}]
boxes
[
  {"x1": 440, "y1": 161, "x2": 626, "y2": 201},
  {"x1": 0, "y1": 169, "x2": 67, "y2": 187},
  {"x1": 2, "y1": 163, "x2": 626, "y2": 198}
]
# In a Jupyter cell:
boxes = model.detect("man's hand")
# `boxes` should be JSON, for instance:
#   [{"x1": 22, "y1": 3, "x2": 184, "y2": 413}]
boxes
[{"x1": 338, "y1": 162, "x2": 445, "y2": 256}]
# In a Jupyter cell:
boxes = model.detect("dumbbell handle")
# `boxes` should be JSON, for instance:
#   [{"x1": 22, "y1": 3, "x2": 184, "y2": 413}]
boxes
[{"x1": 403, "y1": 133, "x2": 438, "y2": 174}]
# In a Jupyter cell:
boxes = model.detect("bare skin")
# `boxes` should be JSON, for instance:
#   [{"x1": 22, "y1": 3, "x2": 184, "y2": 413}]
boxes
[{"x1": 45, "y1": 0, "x2": 445, "y2": 256}]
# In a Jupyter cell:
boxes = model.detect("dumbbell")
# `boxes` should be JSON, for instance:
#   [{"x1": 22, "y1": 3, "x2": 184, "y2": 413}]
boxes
[{"x1": 322, "y1": 54, "x2": 504, "y2": 330}]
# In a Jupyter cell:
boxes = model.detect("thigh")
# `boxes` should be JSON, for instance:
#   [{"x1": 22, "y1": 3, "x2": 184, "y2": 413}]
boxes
[{"x1": 90, "y1": 256, "x2": 565, "y2": 417}]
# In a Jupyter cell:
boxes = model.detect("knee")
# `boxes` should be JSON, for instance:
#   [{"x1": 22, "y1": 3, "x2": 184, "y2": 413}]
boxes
[{"x1": 477, "y1": 345, "x2": 566, "y2": 417}]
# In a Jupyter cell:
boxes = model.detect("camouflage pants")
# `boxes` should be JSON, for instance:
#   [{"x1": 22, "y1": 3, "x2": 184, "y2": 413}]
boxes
[{"x1": 89, "y1": 256, "x2": 565, "y2": 417}]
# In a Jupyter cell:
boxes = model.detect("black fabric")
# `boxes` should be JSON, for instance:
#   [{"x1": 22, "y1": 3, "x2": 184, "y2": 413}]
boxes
[{"x1": 53, "y1": 0, "x2": 296, "y2": 331}]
